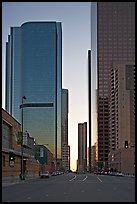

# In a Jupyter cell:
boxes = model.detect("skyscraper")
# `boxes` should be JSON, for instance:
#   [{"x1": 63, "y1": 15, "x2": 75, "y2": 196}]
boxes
[
  {"x1": 96, "y1": 2, "x2": 135, "y2": 170},
  {"x1": 91, "y1": 2, "x2": 135, "y2": 171},
  {"x1": 78, "y1": 122, "x2": 87, "y2": 173},
  {"x1": 61, "y1": 89, "x2": 69, "y2": 171},
  {"x1": 108, "y1": 62, "x2": 135, "y2": 174},
  {"x1": 88, "y1": 49, "x2": 91, "y2": 172},
  {"x1": 5, "y1": 21, "x2": 62, "y2": 160}
]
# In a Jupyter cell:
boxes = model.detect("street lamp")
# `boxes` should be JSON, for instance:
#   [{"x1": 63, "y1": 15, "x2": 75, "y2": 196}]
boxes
[{"x1": 20, "y1": 96, "x2": 27, "y2": 180}]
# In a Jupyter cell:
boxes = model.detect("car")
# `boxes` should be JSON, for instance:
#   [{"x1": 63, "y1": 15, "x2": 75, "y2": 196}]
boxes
[
  {"x1": 95, "y1": 171, "x2": 101, "y2": 175},
  {"x1": 40, "y1": 171, "x2": 50, "y2": 178},
  {"x1": 52, "y1": 171, "x2": 57, "y2": 176},
  {"x1": 116, "y1": 172, "x2": 123, "y2": 177},
  {"x1": 110, "y1": 171, "x2": 116, "y2": 176}
]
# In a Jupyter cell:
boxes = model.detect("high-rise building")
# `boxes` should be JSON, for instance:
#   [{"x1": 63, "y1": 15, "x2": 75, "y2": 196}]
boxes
[
  {"x1": 88, "y1": 49, "x2": 92, "y2": 172},
  {"x1": 61, "y1": 89, "x2": 69, "y2": 171},
  {"x1": 90, "y1": 2, "x2": 98, "y2": 171},
  {"x1": 5, "y1": 21, "x2": 62, "y2": 161},
  {"x1": 108, "y1": 62, "x2": 135, "y2": 174},
  {"x1": 78, "y1": 122, "x2": 87, "y2": 173},
  {"x1": 91, "y1": 2, "x2": 135, "y2": 171},
  {"x1": 109, "y1": 62, "x2": 135, "y2": 151}
]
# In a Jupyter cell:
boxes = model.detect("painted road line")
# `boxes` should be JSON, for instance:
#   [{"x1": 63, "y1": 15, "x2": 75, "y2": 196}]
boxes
[
  {"x1": 83, "y1": 175, "x2": 88, "y2": 181},
  {"x1": 69, "y1": 175, "x2": 76, "y2": 181},
  {"x1": 96, "y1": 176, "x2": 103, "y2": 182}
]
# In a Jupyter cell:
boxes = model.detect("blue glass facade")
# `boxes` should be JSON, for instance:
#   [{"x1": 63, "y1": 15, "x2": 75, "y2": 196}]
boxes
[
  {"x1": 5, "y1": 22, "x2": 62, "y2": 158},
  {"x1": 5, "y1": 35, "x2": 11, "y2": 114}
]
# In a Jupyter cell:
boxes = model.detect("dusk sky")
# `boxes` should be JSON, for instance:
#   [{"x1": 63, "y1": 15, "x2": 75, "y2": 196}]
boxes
[{"x1": 2, "y1": 2, "x2": 92, "y2": 171}]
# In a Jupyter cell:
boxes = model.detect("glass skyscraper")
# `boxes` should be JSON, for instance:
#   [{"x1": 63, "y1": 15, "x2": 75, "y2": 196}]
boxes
[{"x1": 5, "y1": 21, "x2": 62, "y2": 159}]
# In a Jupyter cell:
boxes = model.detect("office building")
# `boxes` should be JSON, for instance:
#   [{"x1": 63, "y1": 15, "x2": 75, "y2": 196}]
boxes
[
  {"x1": 88, "y1": 49, "x2": 92, "y2": 172},
  {"x1": 34, "y1": 144, "x2": 54, "y2": 173},
  {"x1": 78, "y1": 122, "x2": 87, "y2": 173},
  {"x1": 5, "y1": 21, "x2": 62, "y2": 163},
  {"x1": 108, "y1": 62, "x2": 135, "y2": 174},
  {"x1": 93, "y1": 2, "x2": 135, "y2": 170},
  {"x1": 61, "y1": 89, "x2": 69, "y2": 172}
]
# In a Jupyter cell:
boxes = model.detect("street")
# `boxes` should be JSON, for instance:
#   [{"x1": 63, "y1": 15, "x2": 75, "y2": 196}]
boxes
[{"x1": 2, "y1": 173, "x2": 135, "y2": 202}]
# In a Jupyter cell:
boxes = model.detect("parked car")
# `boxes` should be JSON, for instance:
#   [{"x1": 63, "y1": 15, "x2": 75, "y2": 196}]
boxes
[
  {"x1": 40, "y1": 171, "x2": 50, "y2": 178},
  {"x1": 110, "y1": 171, "x2": 117, "y2": 176},
  {"x1": 52, "y1": 171, "x2": 57, "y2": 176},
  {"x1": 116, "y1": 172, "x2": 123, "y2": 177}
]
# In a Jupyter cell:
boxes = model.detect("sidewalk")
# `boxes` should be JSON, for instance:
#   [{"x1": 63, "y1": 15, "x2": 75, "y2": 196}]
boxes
[{"x1": 2, "y1": 174, "x2": 39, "y2": 187}]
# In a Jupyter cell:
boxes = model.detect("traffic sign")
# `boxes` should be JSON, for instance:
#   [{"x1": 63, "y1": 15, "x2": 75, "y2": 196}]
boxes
[{"x1": 9, "y1": 160, "x2": 15, "y2": 167}]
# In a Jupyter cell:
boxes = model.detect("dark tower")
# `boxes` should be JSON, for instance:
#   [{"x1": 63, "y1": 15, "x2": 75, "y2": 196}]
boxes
[{"x1": 88, "y1": 49, "x2": 91, "y2": 172}]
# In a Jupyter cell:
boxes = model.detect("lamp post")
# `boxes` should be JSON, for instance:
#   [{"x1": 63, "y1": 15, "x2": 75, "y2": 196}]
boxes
[{"x1": 20, "y1": 96, "x2": 26, "y2": 180}]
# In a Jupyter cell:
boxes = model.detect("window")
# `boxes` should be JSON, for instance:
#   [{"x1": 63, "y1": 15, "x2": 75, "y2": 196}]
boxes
[
  {"x1": 2, "y1": 156, "x2": 5, "y2": 167},
  {"x1": 2, "y1": 120, "x2": 11, "y2": 148}
]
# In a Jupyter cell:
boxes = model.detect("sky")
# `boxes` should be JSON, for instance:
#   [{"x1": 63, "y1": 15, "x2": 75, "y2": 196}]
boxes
[{"x1": 2, "y1": 2, "x2": 92, "y2": 171}]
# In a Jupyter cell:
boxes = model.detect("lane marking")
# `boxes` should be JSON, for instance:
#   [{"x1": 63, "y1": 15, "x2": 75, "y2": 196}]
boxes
[
  {"x1": 96, "y1": 176, "x2": 103, "y2": 182},
  {"x1": 83, "y1": 175, "x2": 88, "y2": 181},
  {"x1": 69, "y1": 175, "x2": 76, "y2": 181}
]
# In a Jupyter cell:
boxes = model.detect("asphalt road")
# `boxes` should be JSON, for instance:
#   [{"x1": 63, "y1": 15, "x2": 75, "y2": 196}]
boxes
[{"x1": 2, "y1": 173, "x2": 135, "y2": 202}]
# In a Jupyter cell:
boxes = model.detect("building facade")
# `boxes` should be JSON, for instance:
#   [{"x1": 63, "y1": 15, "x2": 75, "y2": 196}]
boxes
[
  {"x1": 2, "y1": 108, "x2": 39, "y2": 181},
  {"x1": 34, "y1": 144, "x2": 55, "y2": 173},
  {"x1": 61, "y1": 89, "x2": 70, "y2": 172},
  {"x1": 88, "y1": 49, "x2": 92, "y2": 172},
  {"x1": 96, "y1": 2, "x2": 135, "y2": 170},
  {"x1": 78, "y1": 122, "x2": 87, "y2": 173},
  {"x1": 108, "y1": 62, "x2": 135, "y2": 174},
  {"x1": 5, "y1": 22, "x2": 62, "y2": 164}
]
